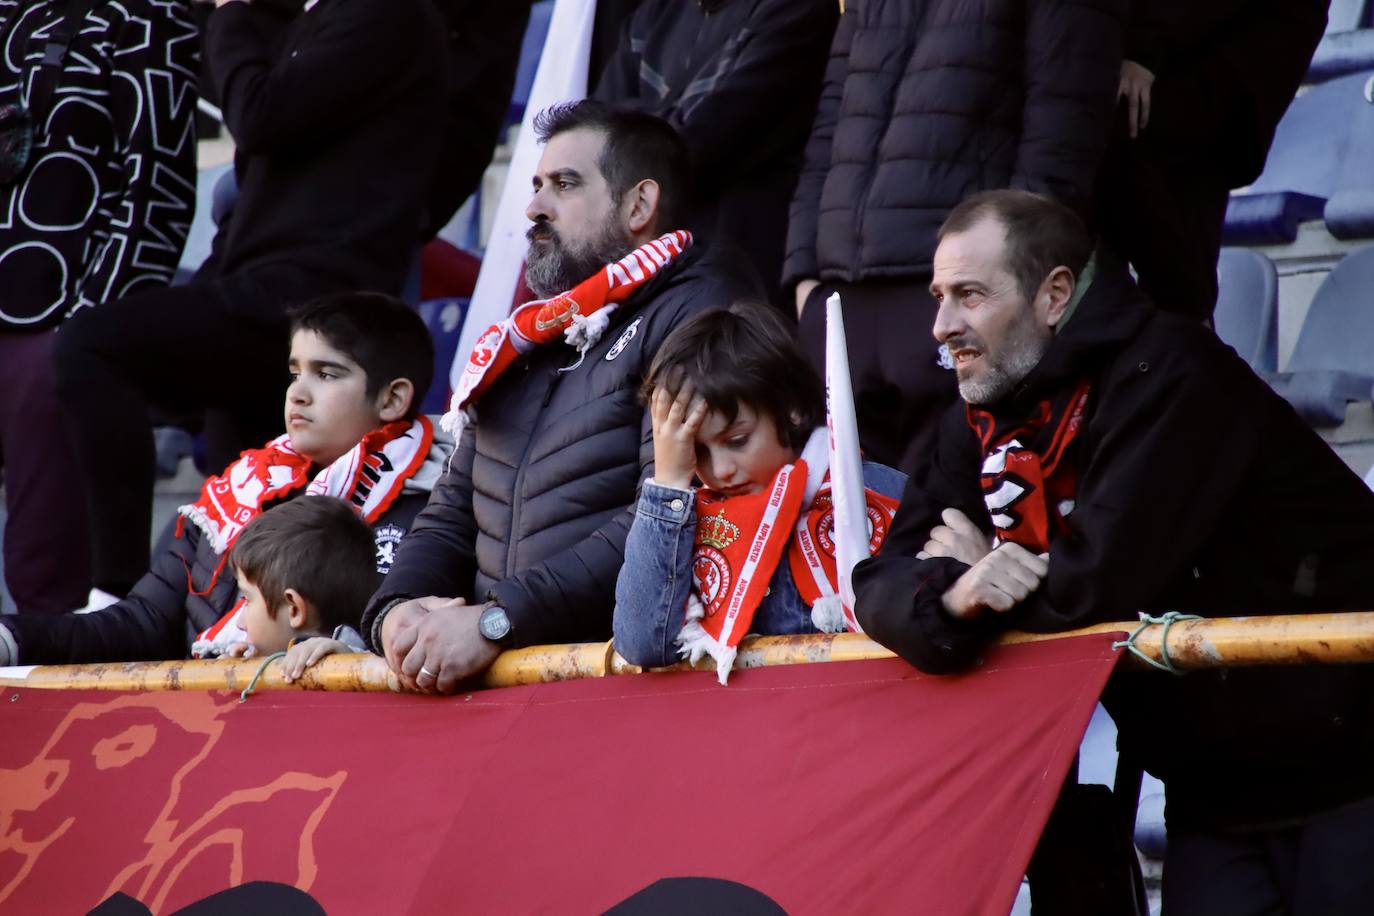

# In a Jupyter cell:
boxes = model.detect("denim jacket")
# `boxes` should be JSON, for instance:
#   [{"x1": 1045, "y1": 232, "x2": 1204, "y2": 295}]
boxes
[{"x1": 613, "y1": 462, "x2": 906, "y2": 668}]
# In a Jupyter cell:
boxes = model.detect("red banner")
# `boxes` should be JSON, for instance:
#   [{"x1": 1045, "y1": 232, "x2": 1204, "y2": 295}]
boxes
[{"x1": 0, "y1": 637, "x2": 1118, "y2": 915}]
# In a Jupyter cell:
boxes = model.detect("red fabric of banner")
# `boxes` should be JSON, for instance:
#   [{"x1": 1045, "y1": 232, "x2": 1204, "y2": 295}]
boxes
[{"x1": 0, "y1": 636, "x2": 1119, "y2": 915}]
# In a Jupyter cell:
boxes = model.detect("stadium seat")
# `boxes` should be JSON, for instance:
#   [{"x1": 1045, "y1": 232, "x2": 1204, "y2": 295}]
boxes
[
  {"x1": 173, "y1": 164, "x2": 234, "y2": 282},
  {"x1": 417, "y1": 296, "x2": 470, "y2": 415},
  {"x1": 1322, "y1": 74, "x2": 1374, "y2": 238},
  {"x1": 1213, "y1": 248, "x2": 1279, "y2": 372},
  {"x1": 1329, "y1": 0, "x2": 1371, "y2": 32},
  {"x1": 1223, "y1": 71, "x2": 1373, "y2": 244},
  {"x1": 1309, "y1": 30, "x2": 1374, "y2": 83},
  {"x1": 1266, "y1": 244, "x2": 1374, "y2": 426},
  {"x1": 507, "y1": 0, "x2": 554, "y2": 128}
]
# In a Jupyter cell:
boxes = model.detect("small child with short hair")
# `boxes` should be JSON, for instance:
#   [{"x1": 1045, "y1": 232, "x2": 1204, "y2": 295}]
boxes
[
  {"x1": 222, "y1": 496, "x2": 380, "y2": 680},
  {"x1": 613, "y1": 301, "x2": 905, "y2": 683}
]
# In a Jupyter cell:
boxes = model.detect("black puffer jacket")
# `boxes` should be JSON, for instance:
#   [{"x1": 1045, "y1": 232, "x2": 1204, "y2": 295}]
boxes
[
  {"x1": 784, "y1": 0, "x2": 1123, "y2": 289},
  {"x1": 855, "y1": 262, "x2": 1374, "y2": 830},
  {"x1": 363, "y1": 244, "x2": 761, "y2": 648}
]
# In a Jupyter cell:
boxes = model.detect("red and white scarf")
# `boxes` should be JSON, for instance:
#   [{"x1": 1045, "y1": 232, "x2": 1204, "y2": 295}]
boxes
[
  {"x1": 182, "y1": 417, "x2": 435, "y2": 658},
  {"x1": 677, "y1": 430, "x2": 899, "y2": 683},
  {"x1": 441, "y1": 230, "x2": 692, "y2": 438},
  {"x1": 966, "y1": 381, "x2": 1091, "y2": 552}
]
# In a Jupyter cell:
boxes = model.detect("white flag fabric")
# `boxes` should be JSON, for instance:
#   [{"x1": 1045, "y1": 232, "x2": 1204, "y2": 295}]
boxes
[
  {"x1": 825, "y1": 292, "x2": 868, "y2": 631},
  {"x1": 450, "y1": 0, "x2": 597, "y2": 391}
]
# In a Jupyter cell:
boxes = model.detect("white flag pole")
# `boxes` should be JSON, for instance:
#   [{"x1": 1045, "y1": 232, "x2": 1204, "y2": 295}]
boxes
[
  {"x1": 825, "y1": 292, "x2": 869, "y2": 631},
  {"x1": 449, "y1": 0, "x2": 597, "y2": 392}
]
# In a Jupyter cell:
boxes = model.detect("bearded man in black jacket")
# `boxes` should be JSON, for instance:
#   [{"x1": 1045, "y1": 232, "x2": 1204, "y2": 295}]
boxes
[
  {"x1": 856, "y1": 190, "x2": 1374, "y2": 914},
  {"x1": 360, "y1": 102, "x2": 761, "y2": 695}
]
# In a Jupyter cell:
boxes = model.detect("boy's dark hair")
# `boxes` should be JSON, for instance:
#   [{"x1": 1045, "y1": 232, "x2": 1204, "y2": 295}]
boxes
[
  {"x1": 939, "y1": 189, "x2": 1094, "y2": 303},
  {"x1": 533, "y1": 100, "x2": 690, "y2": 232},
  {"x1": 230, "y1": 497, "x2": 380, "y2": 635},
  {"x1": 641, "y1": 302, "x2": 824, "y2": 453},
  {"x1": 288, "y1": 292, "x2": 435, "y2": 419}
]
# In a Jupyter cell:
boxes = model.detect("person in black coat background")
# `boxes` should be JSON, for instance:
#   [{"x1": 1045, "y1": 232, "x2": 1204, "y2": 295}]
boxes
[
  {"x1": 785, "y1": 0, "x2": 1123, "y2": 477},
  {"x1": 1095, "y1": 0, "x2": 1330, "y2": 321},
  {"x1": 594, "y1": 0, "x2": 838, "y2": 309},
  {"x1": 52, "y1": 0, "x2": 447, "y2": 603}
]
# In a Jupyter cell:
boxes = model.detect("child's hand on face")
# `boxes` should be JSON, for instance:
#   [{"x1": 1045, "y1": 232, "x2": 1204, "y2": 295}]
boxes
[
  {"x1": 283, "y1": 637, "x2": 350, "y2": 683},
  {"x1": 650, "y1": 381, "x2": 709, "y2": 490},
  {"x1": 225, "y1": 641, "x2": 257, "y2": 659}
]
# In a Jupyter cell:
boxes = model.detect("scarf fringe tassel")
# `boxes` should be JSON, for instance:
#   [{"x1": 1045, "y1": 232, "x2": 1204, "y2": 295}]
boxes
[
  {"x1": 676, "y1": 595, "x2": 738, "y2": 685},
  {"x1": 809, "y1": 594, "x2": 850, "y2": 634}
]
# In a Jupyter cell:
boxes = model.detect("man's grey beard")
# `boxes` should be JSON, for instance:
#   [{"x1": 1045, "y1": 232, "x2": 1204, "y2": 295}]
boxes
[
  {"x1": 524, "y1": 221, "x2": 634, "y2": 298},
  {"x1": 955, "y1": 327, "x2": 1051, "y2": 405}
]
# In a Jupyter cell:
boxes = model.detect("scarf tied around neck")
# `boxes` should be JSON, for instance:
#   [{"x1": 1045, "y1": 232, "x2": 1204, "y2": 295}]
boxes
[
  {"x1": 966, "y1": 381, "x2": 1091, "y2": 553},
  {"x1": 181, "y1": 417, "x2": 434, "y2": 658},
  {"x1": 441, "y1": 230, "x2": 692, "y2": 439}
]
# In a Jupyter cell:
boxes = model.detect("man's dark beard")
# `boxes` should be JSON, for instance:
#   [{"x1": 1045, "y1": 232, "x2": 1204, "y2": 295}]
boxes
[{"x1": 524, "y1": 221, "x2": 635, "y2": 298}]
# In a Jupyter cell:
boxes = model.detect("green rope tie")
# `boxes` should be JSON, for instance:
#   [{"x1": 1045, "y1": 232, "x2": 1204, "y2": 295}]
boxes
[
  {"x1": 239, "y1": 651, "x2": 287, "y2": 703},
  {"x1": 1111, "y1": 611, "x2": 1202, "y2": 675}
]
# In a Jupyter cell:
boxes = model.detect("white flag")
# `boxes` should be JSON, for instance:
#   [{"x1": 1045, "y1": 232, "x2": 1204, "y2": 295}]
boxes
[
  {"x1": 825, "y1": 292, "x2": 868, "y2": 631},
  {"x1": 450, "y1": 0, "x2": 598, "y2": 391}
]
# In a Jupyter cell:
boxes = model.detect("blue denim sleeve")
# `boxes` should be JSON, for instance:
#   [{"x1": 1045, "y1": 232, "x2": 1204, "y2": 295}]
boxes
[{"x1": 613, "y1": 480, "x2": 697, "y2": 668}]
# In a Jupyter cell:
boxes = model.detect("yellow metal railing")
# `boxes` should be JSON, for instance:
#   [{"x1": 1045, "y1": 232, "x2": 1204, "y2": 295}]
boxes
[{"x1": 2, "y1": 611, "x2": 1373, "y2": 694}]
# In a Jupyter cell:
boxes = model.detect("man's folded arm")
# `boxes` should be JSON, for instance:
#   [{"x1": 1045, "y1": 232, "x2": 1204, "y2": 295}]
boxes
[{"x1": 855, "y1": 410, "x2": 997, "y2": 672}]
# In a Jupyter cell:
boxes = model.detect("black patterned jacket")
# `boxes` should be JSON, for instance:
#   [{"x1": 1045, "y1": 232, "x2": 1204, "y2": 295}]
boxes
[{"x1": 0, "y1": 0, "x2": 199, "y2": 330}]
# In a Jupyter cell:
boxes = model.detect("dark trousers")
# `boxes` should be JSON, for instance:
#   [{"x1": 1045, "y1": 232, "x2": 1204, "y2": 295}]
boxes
[
  {"x1": 52, "y1": 267, "x2": 331, "y2": 594},
  {"x1": 0, "y1": 331, "x2": 91, "y2": 613},
  {"x1": 1095, "y1": 137, "x2": 1229, "y2": 322},
  {"x1": 1095, "y1": 70, "x2": 1235, "y2": 322},
  {"x1": 797, "y1": 278, "x2": 957, "y2": 477},
  {"x1": 1163, "y1": 796, "x2": 1374, "y2": 916}
]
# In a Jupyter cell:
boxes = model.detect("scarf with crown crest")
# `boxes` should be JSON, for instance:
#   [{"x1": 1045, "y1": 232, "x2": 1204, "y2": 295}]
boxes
[
  {"x1": 676, "y1": 429, "x2": 899, "y2": 683},
  {"x1": 441, "y1": 230, "x2": 692, "y2": 438},
  {"x1": 966, "y1": 381, "x2": 1091, "y2": 552}
]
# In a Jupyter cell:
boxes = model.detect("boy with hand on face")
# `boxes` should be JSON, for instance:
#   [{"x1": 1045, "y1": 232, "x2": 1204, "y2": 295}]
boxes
[
  {"x1": 612, "y1": 302, "x2": 905, "y2": 684},
  {"x1": 0, "y1": 293, "x2": 449, "y2": 668}
]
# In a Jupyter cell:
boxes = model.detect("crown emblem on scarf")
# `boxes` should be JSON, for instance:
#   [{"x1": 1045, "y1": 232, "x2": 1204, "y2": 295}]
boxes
[
  {"x1": 699, "y1": 509, "x2": 741, "y2": 550},
  {"x1": 534, "y1": 295, "x2": 581, "y2": 332}
]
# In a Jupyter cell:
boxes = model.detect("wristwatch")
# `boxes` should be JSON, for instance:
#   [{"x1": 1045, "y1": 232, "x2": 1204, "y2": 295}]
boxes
[{"x1": 478, "y1": 604, "x2": 514, "y2": 645}]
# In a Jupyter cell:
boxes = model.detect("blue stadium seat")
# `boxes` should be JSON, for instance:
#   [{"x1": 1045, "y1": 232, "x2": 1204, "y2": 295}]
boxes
[
  {"x1": 173, "y1": 164, "x2": 234, "y2": 282},
  {"x1": 1322, "y1": 74, "x2": 1374, "y2": 238},
  {"x1": 507, "y1": 0, "x2": 554, "y2": 128},
  {"x1": 1309, "y1": 30, "x2": 1374, "y2": 83},
  {"x1": 1309, "y1": 0, "x2": 1373, "y2": 82},
  {"x1": 1224, "y1": 71, "x2": 1374, "y2": 244},
  {"x1": 1328, "y1": 0, "x2": 1370, "y2": 34},
  {"x1": 1213, "y1": 248, "x2": 1279, "y2": 372},
  {"x1": 416, "y1": 297, "x2": 471, "y2": 415},
  {"x1": 1266, "y1": 245, "x2": 1374, "y2": 426}
]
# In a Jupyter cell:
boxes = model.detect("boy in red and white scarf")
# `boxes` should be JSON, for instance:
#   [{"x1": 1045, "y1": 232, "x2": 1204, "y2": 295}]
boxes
[
  {"x1": 612, "y1": 303, "x2": 905, "y2": 683},
  {"x1": 0, "y1": 293, "x2": 451, "y2": 668}
]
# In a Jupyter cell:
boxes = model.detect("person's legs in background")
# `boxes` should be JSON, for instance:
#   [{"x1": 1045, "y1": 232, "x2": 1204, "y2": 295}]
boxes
[
  {"x1": 0, "y1": 331, "x2": 92, "y2": 614},
  {"x1": 53, "y1": 279, "x2": 292, "y2": 598}
]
